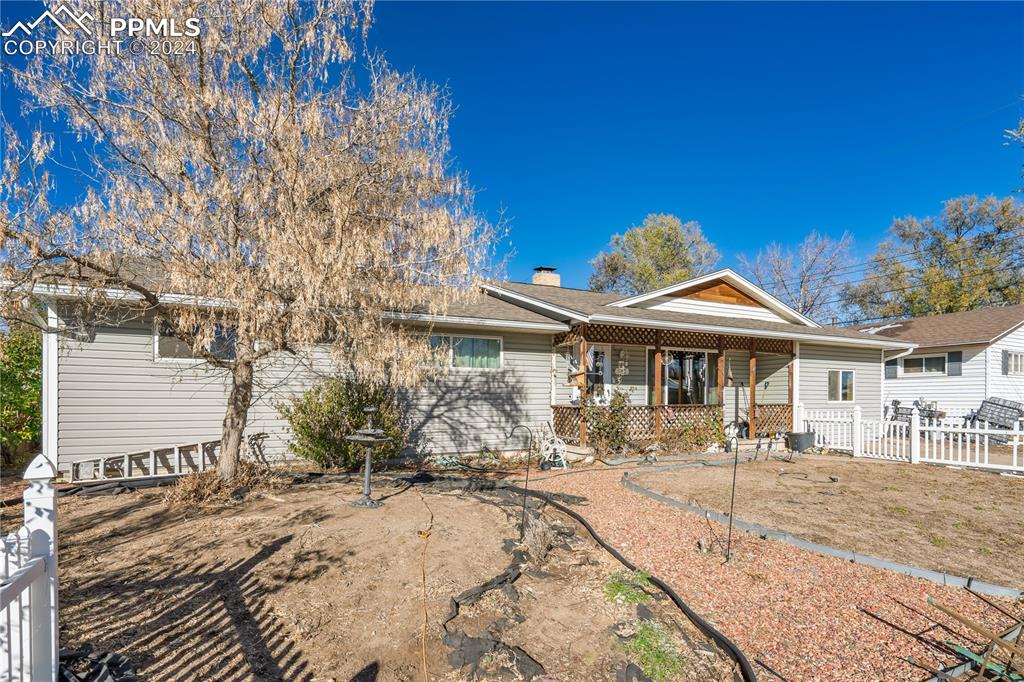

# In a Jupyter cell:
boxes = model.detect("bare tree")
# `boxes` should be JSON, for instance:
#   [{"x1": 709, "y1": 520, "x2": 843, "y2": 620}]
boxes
[
  {"x1": 1, "y1": 0, "x2": 496, "y2": 479},
  {"x1": 739, "y1": 231, "x2": 853, "y2": 321}
]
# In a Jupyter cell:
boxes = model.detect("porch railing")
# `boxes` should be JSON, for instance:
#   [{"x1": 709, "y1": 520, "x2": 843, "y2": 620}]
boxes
[
  {"x1": 754, "y1": 404, "x2": 793, "y2": 435},
  {"x1": 551, "y1": 404, "x2": 724, "y2": 444}
]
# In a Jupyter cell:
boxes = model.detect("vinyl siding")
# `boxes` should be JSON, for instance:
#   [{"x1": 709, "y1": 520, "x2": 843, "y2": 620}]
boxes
[
  {"x1": 554, "y1": 347, "x2": 575, "y2": 404},
  {"x1": 882, "y1": 345, "x2": 988, "y2": 417},
  {"x1": 638, "y1": 296, "x2": 789, "y2": 323},
  {"x1": 55, "y1": 314, "x2": 554, "y2": 469},
  {"x1": 797, "y1": 343, "x2": 882, "y2": 420},
  {"x1": 990, "y1": 327, "x2": 1024, "y2": 405},
  {"x1": 722, "y1": 351, "x2": 750, "y2": 425},
  {"x1": 403, "y1": 327, "x2": 553, "y2": 455}
]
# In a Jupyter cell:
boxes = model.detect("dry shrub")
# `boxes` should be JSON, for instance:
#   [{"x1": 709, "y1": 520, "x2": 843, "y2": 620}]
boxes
[{"x1": 163, "y1": 461, "x2": 286, "y2": 508}]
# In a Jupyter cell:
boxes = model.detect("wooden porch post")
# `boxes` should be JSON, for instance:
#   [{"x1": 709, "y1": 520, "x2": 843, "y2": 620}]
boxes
[
  {"x1": 787, "y1": 347, "x2": 795, "y2": 430},
  {"x1": 716, "y1": 336, "x2": 725, "y2": 406},
  {"x1": 654, "y1": 330, "x2": 663, "y2": 439},
  {"x1": 578, "y1": 335, "x2": 588, "y2": 447},
  {"x1": 748, "y1": 337, "x2": 757, "y2": 437}
]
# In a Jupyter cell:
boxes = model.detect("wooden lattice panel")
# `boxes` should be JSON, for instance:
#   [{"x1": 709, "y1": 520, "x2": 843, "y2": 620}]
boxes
[
  {"x1": 717, "y1": 334, "x2": 745, "y2": 351},
  {"x1": 580, "y1": 324, "x2": 657, "y2": 346},
  {"x1": 661, "y1": 330, "x2": 719, "y2": 350},
  {"x1": 552, "y1": 405, "x2": 581, "y2": 444},
  {"x1": 755, "y1": 338, "x2": 793, "y2": 355},
  {"x1": 755, "y1": 404, "x2": 793, "y2": 435},
  {"x1": 659, "y1": 405, "x2": 723, "y2": 433},
  {"x1": 553, "y1": 327, "x2": 583, "y2": 347},
  {"x1": 554, "y1": 324, "x2": 792, "y2": 357},
  {"x1": 623, "y1": 406, "x2": 657, "y2": 440}
]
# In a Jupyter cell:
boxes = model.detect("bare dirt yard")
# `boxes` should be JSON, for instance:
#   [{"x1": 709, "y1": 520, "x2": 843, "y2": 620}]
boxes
[
  {"x1": 630, "y1": 453, "x2": 1024, "y2": 587},
  {"x1": 44, "y1": 474, "x2": 738, "y2": 681}
]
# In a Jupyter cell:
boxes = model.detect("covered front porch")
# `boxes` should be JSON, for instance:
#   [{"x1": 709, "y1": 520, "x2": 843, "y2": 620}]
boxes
[{"x1": 550, "y1": 324, "x2": 796, "y2": 446}]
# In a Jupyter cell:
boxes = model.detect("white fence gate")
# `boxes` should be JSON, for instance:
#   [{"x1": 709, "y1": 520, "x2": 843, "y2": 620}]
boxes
[
  {"x1": 1, "y1": 455, "x2": 59, "y2": 682},
  {"x1": 798, "y1": 404, "x2": 1024, "y2": 473}
]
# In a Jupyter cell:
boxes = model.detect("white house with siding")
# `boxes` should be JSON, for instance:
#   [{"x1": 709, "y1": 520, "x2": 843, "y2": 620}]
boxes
[
  {"x1": 854, "y1": 304, "x2": 1024, "y2": 417},
  {"x1": 36, "y1": 267, "x2": 915, "y2": 478}
]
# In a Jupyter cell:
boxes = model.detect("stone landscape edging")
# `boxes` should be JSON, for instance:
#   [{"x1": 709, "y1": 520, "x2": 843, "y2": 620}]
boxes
[{"x1": 621, "y1": 470, "x2": 1024, "y2": 599}]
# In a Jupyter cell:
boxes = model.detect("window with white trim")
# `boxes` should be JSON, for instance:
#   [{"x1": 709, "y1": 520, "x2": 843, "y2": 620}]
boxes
[
  {"x1": 429, "y1": 334, "x2": 502, "y2": 369},
  {"x1": 901, "y1": 354, "x2": 946, "y2": 376},
  {"x1": 1008, "y1": 351, "x2": 1024, "y2": 376},
  {"x1": 827, "y1": 369, "x2": 854, "y2": 402},
  {"x1": 156, "y1": 321, "x2": 237, "y2": 361}
]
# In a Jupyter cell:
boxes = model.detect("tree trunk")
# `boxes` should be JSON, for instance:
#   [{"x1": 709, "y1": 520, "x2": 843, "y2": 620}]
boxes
[{"x1": 218, "y1": 359, "x2": 254, "y2": 481}]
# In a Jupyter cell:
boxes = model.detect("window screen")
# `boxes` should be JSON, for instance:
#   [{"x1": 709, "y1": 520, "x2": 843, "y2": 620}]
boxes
[
  {"x1": 827, "y1": 369, "x2": 854, "y2": 402},
  {"x1": 450, "y1": 336, "x2": 501, "y2": 369},
  {"x1": 157, "y1": 322, "x2": 237, "y2": 361}
]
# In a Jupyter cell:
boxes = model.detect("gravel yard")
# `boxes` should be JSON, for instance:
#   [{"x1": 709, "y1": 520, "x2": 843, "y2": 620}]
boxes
[
  {"x1": 631, "y1": 454, "x2": 1024, "y2": 587},
  {"x1": 531, "y1": 462, "x2": 1023, "y2": 682}
]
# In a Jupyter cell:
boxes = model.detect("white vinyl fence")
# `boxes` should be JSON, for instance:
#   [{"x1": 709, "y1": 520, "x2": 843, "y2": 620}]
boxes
[
  {"x1": 1, "y1": 455, "x2": 59, "y2": 682},
  {"x1": 797, "y1": 404, "x2": 1024, "y2": 473}
]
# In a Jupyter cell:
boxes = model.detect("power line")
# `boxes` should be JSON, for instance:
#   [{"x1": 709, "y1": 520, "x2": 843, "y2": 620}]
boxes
[
  {"x1": 829, "y1": 265, "x2": 1022, "y2": 326},
  {"x1": 815, "y1": 262, "x2": 1022, "y2": 311},
  {"x1": 757, "y1": 226, "x2": 1024, "y2": 291}
]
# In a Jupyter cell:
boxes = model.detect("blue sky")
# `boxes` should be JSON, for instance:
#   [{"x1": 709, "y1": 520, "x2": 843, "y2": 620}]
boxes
[
  {"x1": 371, "y1": 2, "x2": 1023, "y2": 286},
  {"x1": 3, "y1": 1, "x2": 1022, "y2": 288}
]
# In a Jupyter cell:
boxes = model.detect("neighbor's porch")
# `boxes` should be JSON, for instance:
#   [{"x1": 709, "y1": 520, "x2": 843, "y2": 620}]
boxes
[{"x1": 550, "y1": 324, "x2": 796, "y2": 446}]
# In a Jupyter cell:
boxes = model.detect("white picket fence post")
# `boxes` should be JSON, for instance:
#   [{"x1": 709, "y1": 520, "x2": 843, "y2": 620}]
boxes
[
  {"x1": 2, "y1": 454, "x2": 59, "y2": 681},
  {"x1": 852, "y1": 406, "x2": 863, "y2": 457},
  {"x1": 909, "y1": 407, "x2": 921, "y2": 464}
]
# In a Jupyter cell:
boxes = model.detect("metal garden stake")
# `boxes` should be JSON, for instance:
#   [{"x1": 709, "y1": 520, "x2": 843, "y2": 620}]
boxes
[{"x1": 345, "y1": 406, "x2": 391, "y2": 508}]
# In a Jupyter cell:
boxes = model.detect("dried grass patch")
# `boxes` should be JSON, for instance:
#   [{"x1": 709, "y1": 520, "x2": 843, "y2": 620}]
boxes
[{"x1": 162, "y1": 461, "x2": 288, "y2": 508}]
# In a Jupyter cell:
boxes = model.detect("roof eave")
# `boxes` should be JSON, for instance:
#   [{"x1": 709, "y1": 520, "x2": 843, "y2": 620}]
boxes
[
  {"x1": 30, "y1": 282, "x2": 568, "y2": 332},
  {"x1": 587, "y1": 313, "x2": 916, "y2": 350},
  {"x1": 385, "y1": 312, "x2": 569, "y2": 332}
]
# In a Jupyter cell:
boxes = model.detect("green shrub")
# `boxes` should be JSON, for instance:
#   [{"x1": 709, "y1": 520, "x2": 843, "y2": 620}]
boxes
[
  {"x1": 583, "y1": 389, "x2": 633, "y2": 455},
  {"x1": 279, "y1": 377, "x2": 408, "y2": 470},
  {"x1": 0, "y1": 327, "x2": 42, "y2": 468},
  {"x1": 604, "y1": 570, "x2": 653, "y2": 604},
  {"x1": 624, "y1": 621, "x2": 685, "y2": 681}
]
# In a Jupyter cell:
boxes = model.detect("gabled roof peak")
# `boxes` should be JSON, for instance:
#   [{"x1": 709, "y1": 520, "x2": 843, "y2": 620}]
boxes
[{"x1": 606, "y1": 268, "x2": 821, "y2": 328}]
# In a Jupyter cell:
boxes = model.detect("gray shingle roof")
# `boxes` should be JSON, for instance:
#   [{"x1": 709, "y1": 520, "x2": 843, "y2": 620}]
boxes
[
  {"x1": 414, "y1": 295, "x2": 568, "y2": 326},
  {"x1": 488, "y1": 281, "x2": 910, "y2": 345},
  {"x1": 850, "y1": 304, "x2": 1024, "y2": 347}
]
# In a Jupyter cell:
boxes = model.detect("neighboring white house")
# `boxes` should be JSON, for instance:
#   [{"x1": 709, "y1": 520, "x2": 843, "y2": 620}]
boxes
[
  {"x1": 854, "y1": 304, "x2": 1024, "y2": 417},
  {"x1": 36, "y1": 266, "x2": 915, "y2": 478}
]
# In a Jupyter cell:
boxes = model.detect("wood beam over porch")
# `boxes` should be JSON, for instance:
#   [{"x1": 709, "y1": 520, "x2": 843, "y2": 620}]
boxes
[
  {"x1": 578, "y1": 335, "x2": 588, "y2": 447},
  {"x1": 749, "y1": 337, "x2": 757, "y2": 437},
  {"x1": 716, "y1": 335, "x2": 725, "y2": 407},
  {"x1": 654, "y1": 330, "x2": 663, "y2": 439}
]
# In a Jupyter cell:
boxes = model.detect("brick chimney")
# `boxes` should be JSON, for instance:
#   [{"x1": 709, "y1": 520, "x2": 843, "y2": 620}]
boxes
[{"x1": 531, "y1": 266, "x2": 560, "y2": 287}]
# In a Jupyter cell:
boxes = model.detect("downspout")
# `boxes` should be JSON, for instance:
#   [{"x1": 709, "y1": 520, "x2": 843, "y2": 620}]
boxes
[{"x1": 984, "y1": 346, "x2": 991, "y2": 399}]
